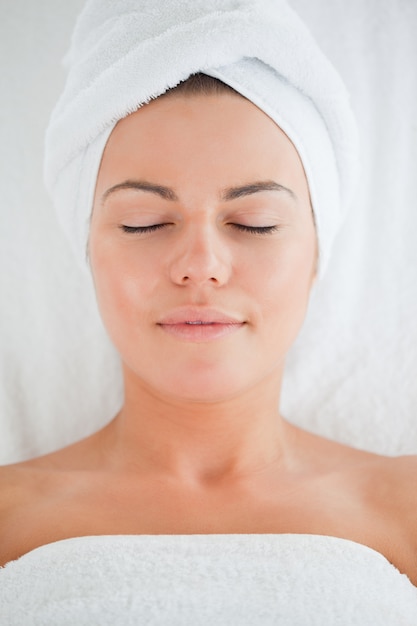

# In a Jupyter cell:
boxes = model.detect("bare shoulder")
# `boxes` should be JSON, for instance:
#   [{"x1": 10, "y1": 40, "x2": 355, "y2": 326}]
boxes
[
  {"x1": 341, "y1": 451, "x2": 417, "y2": 520},
  {"x1": 0, "y1": 460, "x2": 45, "y2": 518},
  {"x1": 371, "y1": 454, "x2": 417, "y2": 518},
  {"x1": 0, "y1": 431, "x2": 107, "y2": 519},
  {"x1": 366, "y1": 452, "x2": 417, "y2": 493},
  {"x1": 0, "y1": 451, "x2": 72, "y2": 522},
  {"x1": 364, "y1": 454, "x2": 417, "y2": 576},
  {"x1": 0, "y1": 463, "x2": 33, "y2": 558},
  {"x1": 0, "y1": 458, "x2": 66, "y2": 567},
  {"x1": 0, "y1": 462, "x2": 31, "y2": 507}
]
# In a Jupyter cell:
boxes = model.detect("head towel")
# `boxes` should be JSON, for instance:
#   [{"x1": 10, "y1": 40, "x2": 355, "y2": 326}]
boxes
[{"x1": 44, "y1": 0, "x2": 359, "y2": 279}]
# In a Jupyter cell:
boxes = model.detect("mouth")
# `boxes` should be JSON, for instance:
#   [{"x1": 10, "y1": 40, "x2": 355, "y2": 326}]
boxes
[{"x1": 157, "y1": 308, "x2": 245, "y2": 342}]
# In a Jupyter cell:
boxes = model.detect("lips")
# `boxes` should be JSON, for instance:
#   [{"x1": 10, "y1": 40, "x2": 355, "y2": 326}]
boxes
[
  {"x1": 157, "y1": 307, "x2": 245, "y2": 342},
  {"x1": 158, "y1": 307, "x2": 243, "y2": 325}
]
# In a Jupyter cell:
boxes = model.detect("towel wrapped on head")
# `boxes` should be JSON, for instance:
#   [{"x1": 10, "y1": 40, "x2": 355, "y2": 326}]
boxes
[{"x1": 44, "y1": 0, "x2": 359, "y2": 279}]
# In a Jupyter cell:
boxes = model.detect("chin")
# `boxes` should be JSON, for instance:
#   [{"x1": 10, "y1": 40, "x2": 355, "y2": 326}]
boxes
[{"x1": 135, "y1": 359, "x2": 254, "y2": 404}]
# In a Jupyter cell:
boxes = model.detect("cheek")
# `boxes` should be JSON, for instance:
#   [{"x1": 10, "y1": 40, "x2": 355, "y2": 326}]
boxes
[
  {"x1": 90, "y1": 235, "x2": 160, "y2": 346},
  {"x1": 250, "y1": 236, "x2": 316, "y2": 348}
]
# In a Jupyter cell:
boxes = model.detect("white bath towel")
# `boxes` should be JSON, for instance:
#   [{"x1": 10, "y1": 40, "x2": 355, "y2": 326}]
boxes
[
  {"x1": 44, "y1": 0, "x2": 359, "y2": 279},
  {"x1": 1, "y1": 534, "x2": 416, "y2": 625}
]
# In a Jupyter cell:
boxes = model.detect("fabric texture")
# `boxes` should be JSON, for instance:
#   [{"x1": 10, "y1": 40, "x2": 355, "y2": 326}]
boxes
[
  {"x1": 43, "y1": 0, "x2": 359, "y2": 279},
  {"x1": 1, "y1": 534, "x2": 416, "y2": 625}
]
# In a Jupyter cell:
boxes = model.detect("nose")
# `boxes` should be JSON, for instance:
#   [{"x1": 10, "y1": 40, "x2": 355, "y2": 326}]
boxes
[{"x1": 168, "y1": 222, "x2": 232, "y2": 287}]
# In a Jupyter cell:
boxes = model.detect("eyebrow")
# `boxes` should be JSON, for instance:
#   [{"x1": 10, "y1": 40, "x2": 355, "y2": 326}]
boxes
[
  {"x1": 222, "y1": 181, "x2": 296, "y2": 201},
  {"x1": 101, "y1": 179, "x2": 297, "y2": 204},
  {"x1": 102, "y1": 180, "x2": 177, "y2": 203}
]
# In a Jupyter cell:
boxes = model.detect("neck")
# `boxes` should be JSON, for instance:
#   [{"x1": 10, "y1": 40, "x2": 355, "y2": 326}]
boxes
[{"x1": 100, "y1": 365, "x2": 295, "y2": 487}]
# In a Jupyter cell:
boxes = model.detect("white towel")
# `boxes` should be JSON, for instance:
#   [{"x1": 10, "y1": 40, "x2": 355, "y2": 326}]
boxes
[
  {"x1": 1, "y1": 534, "x2": 416, "y2": 625},
  {"x1": 43, "y1": 0, "x2": 359, "y2": 279}
]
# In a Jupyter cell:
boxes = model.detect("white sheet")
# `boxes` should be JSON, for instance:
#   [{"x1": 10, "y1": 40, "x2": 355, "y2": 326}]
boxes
[{"x1": 1, "y1": 0, "x2": 416, "y2": 463}]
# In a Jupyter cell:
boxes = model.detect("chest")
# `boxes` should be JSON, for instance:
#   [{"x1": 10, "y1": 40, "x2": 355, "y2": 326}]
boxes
[{"x1": 3, "y1": 474, "x2": 394, "y2": 567}]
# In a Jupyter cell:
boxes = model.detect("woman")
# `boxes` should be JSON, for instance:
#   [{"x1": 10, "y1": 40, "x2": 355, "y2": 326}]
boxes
[{"x1": 1, "y1": 0, "x2": 416, "y2": 622}]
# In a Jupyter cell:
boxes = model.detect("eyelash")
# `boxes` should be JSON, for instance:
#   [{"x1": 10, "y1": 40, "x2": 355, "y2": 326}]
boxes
[
  {"x1": 230, "y1": 224, "x2": 279, "y2": 235},
  {"x1": 121, "y1": 224, "x2": 167, "y2": 234},
  {"x1": 120, "y1": 224, "x2": 279, "y2": 235}
]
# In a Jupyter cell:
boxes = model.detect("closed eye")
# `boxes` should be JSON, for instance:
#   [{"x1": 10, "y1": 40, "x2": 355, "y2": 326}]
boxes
[
  {"x1": 230, "y1": 224, "x2": 280, "y2": 234},
  {"x1": 120, "y1": 224, "x2": 169, "y2": 234},
  {"x1": 120, "y1": 223, "x2": 280, "y2": 235}
]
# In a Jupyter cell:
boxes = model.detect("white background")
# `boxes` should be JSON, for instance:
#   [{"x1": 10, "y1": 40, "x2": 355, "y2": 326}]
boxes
[{"x1": 1, "y1": 0, "x2": 416, "y2": 463}]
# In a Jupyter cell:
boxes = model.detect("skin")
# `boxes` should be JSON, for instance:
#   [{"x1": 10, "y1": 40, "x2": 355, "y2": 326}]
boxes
[{"x1": 1, "y1": 93, "x2": 416, "y2": 585}]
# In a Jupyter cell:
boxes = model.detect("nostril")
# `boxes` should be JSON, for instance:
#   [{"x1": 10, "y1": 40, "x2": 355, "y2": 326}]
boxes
[{"x1": 178, "y1": 274, "x2": 219, "y2": 286}]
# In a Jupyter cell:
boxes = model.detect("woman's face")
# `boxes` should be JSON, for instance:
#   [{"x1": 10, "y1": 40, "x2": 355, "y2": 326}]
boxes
[{"x1": 89, "y1": 92, "x2": 317, "y2": 402}]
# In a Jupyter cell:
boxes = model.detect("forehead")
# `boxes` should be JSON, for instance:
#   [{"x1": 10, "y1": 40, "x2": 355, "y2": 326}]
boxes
[{"x1": 96, "y1": 93, "x2": 309, "y2": 203}]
